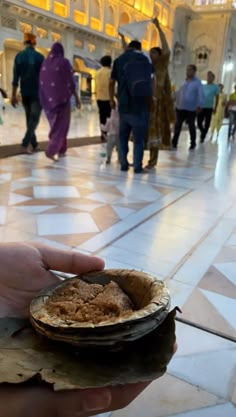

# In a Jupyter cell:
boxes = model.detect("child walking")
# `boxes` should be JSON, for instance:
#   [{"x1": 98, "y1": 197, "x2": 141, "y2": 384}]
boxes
[{"x1": 101, "y1": 104, "x2": 120, "y2": 164}]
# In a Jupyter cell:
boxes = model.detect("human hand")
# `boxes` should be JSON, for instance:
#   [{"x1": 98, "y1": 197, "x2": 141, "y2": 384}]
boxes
[
  {"x1": 76, "y1": 97, "x2": 81, "y2": 109},
  {"x1": 11, "y1": 94, "x2": 18, "y2": 108},
  {"x1": 0, "y1": 381, "x2": 151, "y2": 417},
  {"x1": 0, "y1": 242, "x2": 178, "y2": 417},
  {"x1": 0, "y1": 242, "x2": 104, "y2": 318},
  {"x1": 110, "y1": 99, "x2": 116, "y2": 109},
  {"x1": 152, "y1": 17, "x2": 160, "y2": 28},
  {"x1": 74, "y1": 93, "x2": 81, "y2": 109},
  {"x1": 196, "y1": 107, "x2": 202, "y2": 114}
]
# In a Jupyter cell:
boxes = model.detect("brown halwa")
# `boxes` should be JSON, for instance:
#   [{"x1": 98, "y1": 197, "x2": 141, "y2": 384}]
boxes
[{"x1": 46, "y1": 280, "x2": 134, "y2": 324}]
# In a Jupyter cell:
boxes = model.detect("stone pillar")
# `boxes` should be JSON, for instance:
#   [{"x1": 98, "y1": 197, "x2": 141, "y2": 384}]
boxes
[{"x1": 63, "y1": 30, "x2": 75, "y2": 63}]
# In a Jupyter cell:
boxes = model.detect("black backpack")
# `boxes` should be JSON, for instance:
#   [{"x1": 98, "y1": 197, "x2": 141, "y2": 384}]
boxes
[{"x1": 123, "y1": 52, "x2": 152, "y2": 97}]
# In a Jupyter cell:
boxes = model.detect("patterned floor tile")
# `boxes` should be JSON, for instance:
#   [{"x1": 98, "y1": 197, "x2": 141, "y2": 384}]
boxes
[
  {"x1": 198, "y1": 266, "x2": 236, "y2": 298},
  {"x1": 112, "y1": 374, "x2": 221, "y2": 417},
  {"x1": 182, "y1": 289, "x2": 236, "y2": 338}
]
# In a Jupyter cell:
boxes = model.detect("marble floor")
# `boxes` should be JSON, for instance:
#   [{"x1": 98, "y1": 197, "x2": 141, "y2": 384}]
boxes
[
  {"x1": 0, "y1": 103, "x2": 100, "y2": 146},
  {"x1": 0, "y1": 110, "x2": 235, "y2": 416}
]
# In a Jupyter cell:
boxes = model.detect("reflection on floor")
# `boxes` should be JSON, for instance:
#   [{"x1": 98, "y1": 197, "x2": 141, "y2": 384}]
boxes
[
  {"x1": 0, "y1": 116, "x2": 235, "y2": 415},
  {"x1": 0, "y1": 104, "x2": 100, "y2": 146}
]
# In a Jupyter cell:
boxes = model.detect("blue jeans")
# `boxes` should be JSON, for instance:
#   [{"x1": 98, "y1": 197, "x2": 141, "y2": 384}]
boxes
[
  {"x1": 119, "y1": 112, "x2": 149, "y2": 172},
  {"x1": 22, "y1": 96, "x2": 42, "y2": 149}
]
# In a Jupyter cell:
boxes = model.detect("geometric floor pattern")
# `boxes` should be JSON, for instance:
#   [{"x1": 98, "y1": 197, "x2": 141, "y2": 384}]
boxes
[
  {"x1": 0, "y1": 108, "x2": 236, "y2": 416},
  {"x1": 182, "y1": 237, "x2": 236, "y2": 340}
]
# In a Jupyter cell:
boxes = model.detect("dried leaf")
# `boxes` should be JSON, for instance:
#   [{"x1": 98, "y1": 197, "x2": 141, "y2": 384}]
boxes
[{"x1": 0, "y1": 309, "x2": 177, "y2": 390}]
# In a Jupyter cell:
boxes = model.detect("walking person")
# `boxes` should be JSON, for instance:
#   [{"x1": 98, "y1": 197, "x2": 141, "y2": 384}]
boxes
[
  {"x1": 172, "y1": 65, "x2": 205, "y2": 150},
  {"x1": 146, "y1": 17, "x2": 175, "y2": 170},
  {"x1": 197, "y1": 71, "x2": 219, "y2": 143},
  {"x1": 227, "y1": 85, "x2": 236, "y2": 141},
  {"x1": 101, "y1": 101, "x2": 120, "y2": 164},
  {"x1": 210, "y1": 84, "x2": 227, "y2": 142},
  {"x1": 11, "y1": 33, "x2": 44, "y2": 154},
  {"x1": 39, "y1": 43, "x2": 80, "y2": 161},
  {"x1": 95, "y1": 56, "x2": 112, "y2": 142},
  {"x1": 109, "y1": 40, "x2": 152, "y2": 174}
]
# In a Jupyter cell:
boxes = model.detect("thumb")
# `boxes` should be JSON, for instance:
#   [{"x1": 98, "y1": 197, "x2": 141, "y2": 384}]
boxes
[{"x1": 55, "y1": 388, "x2": 112, "y2": 416}]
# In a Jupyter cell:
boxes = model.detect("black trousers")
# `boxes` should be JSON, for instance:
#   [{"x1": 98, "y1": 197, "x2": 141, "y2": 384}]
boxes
[
  {"x1": 22, "y1": 96, "x2": 42, "y2": 149},
  {"x1": 97, "y1": 100, "x2": 111, "y2": 126},
  {"x1": 172, "y1": 109, "x2": 197, "y2": 147},
  {"x1": 197, "y1": 108, "x2": 213, "y2": 141}
]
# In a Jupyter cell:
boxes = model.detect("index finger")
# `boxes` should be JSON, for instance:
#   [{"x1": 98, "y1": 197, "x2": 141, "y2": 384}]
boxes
[{"x1": 34, "y1": 243, "x2": 105, "y2": 275}]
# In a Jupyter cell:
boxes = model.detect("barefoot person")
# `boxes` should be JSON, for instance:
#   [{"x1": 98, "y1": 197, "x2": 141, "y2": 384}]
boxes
[
  {"x1": 11, "y1": 33, "x2": 44, "y2": 154},
  {"x1": 172, "y1": 65, "x2": 204, "y2": 150},
  {"x1": 197, "y1": 71, "x2": 219, "y2": 143},
  {"x1": 39, "y1": 43, "x2": 80, "y2": 161},
  {"x1": 146, "y1": 18, "x2": 175, "y2": 169},
  {"x1": 95, "y1": 56, "x2": 112, "y2": 142}
]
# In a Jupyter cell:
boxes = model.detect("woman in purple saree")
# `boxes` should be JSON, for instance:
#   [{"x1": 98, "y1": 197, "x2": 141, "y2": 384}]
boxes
[{"x1": 40, "y1": 43, "x2": 80, "y2": 161}]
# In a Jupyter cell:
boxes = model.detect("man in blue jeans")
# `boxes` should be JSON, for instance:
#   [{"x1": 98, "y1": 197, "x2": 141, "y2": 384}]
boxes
[
  {"x1": 11, "y1": 33, "x2": 44, "y2": 154},
  {"x1": 109, "y1": 41, "x2": 152, "y2": 173}
]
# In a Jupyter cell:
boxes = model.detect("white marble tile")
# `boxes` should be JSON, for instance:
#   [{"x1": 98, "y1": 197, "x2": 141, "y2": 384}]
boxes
[
  {"x1": 167, "y1": 280, "x2": 194, "y2": 308},
  {"x1": 168, "y1": 348, "x2": 236, "y2": 398},
  {"x1": 33, "y1": 186, "x2": 80, "y2": 199},
  {"x1": 96, "y1": 413, "x2": 112, "y2": 417},
  {"x1": 98, "y1": 255, "x2": 142, "y2": 272},
  {"x1": 206, "y1": 218, "x2": 235, "y2": 245},
  {"x1": 175, "y1": 322, "x2": 235, "y2": 357},
  {"x1": 113, "y1": 230, "x2": 191, "y2": 264},
  {"x1": 0, "y1": 173, "x2": 12, "y2": 182},
  {"x1": 214, "y1": 262, "x2": 236, "y2": 285},
  {"x1": 37, "y1": 213, "x2": 99, "y2": 235},
  {"x1": 111, "y1": 374, "x2": 221, "y2": 417},
  {"x1": 30, "y1": 236, "x2": 72, "y2": 250},
  {"x1": 0, "y1": 206, "x2": 7, "y2": 225},
  {"x1": 167, "y1": 403, "x2": 236, "y2": 417},
  {"x1": 200, "y1": 289, "x2": 236, "y2": 330},
  {"x1": 111, "y1": 206, "x2": 135, "y2": 219},
  {"x1": 8, "y1": 193, "x2": 32, "y2": 205},
  {"x1": 64, "y1": 203, "x2": 104, "y2": 212},
  {"x1": 16, "y1": 205, "x2": 56, "y2": 214},
  {"x1": 116, "y1": 183, "x2": 162, "y2": 202},
  {"x1": 173, "y1": 239, "x2": 225, "y2": 286},
  {"x1": 226, "y1": 233, "x2": 236, "y2": 246},
  {"x1": 97, "y1": 246, "x2": 172, "y2": 278},
  {"x1": 0, "y1": 226, "x2": 36, "y2": 242}
]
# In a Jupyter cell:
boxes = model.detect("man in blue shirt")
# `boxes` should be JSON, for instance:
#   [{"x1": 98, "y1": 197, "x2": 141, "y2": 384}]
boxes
[
  {"x1": 172, "y1": 64, "x2": 205, "y2": 150},
  {"x1": 197, "y1": 71, "x2": 219, "y2": 142},
  {"x1": 11, "y1": 33, "x2": 44, "y2": 154},
  {"x1": 109, "y1": 41, "x2": 152, "y2": 173}
]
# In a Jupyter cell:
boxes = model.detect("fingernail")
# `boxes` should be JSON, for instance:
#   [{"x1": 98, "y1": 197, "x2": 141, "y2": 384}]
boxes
[{"x1": 83, "y1": 389, "x2": 111, "y2": 412}]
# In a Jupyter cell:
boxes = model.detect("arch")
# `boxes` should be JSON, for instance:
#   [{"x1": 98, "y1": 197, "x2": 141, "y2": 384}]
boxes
[
  {"x1": 120, "y1": 12, "x2": 130, "y2": 26},
  {"x1": 74, "y1": 0, "x2": 87, "y2": 25},
  {"x1": 91, "y1": 0, "x2": 101, "y2": 20},
  {"x1": 106, "y1": 5, "x2": 115, "y2": 25},
  {"x1": 105, "y1": 5, "x2": 116, "y2": 37},
  {"x1": 90, "y1": 0, "x2": 102, "y2": 31},
  {"x1": 74, "y1": 0, "x2": 86, "y2": 12}
]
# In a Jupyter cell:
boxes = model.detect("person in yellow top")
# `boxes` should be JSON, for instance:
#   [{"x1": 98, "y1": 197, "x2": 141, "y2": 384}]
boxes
[
  {"x1": 210, "y1": 84, "x2": 227, "y2": 142},
  {"x1": 95, "y1": 55, "x2": 112, "y2": 141},
  {"x1": 228, "y1": 84, "x2": 236, "y2": 141}
]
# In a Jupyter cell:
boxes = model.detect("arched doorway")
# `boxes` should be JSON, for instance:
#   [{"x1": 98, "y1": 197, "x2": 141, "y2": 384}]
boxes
[{"x1": 120, "y1": 12, "x2": 130, "y2": 26}]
